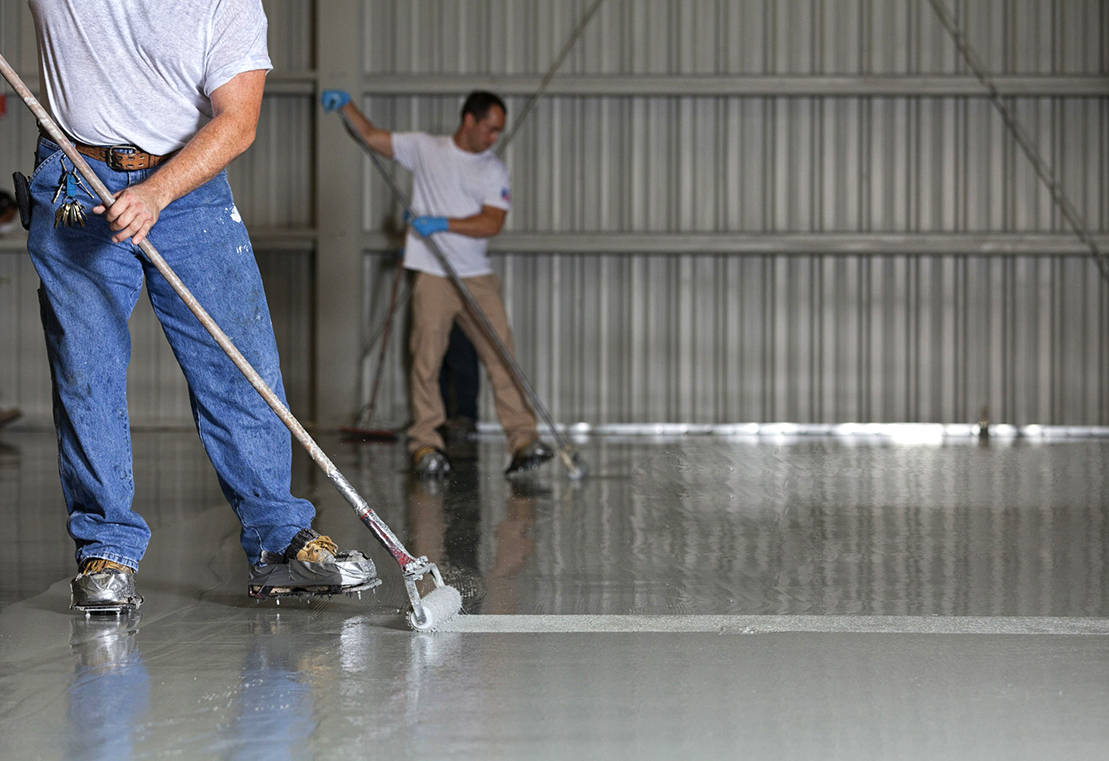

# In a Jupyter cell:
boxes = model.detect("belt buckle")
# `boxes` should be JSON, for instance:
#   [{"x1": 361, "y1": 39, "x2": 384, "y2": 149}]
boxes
[{"x1": 106, "y1": 144, "x2": 140, "y2": 171}]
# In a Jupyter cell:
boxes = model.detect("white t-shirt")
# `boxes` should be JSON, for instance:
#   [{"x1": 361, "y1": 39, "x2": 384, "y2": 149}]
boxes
[
  {"x1": 392, "y1": 132, "x2": 511, "y2": 278},
  {"x1": 28, "y1": 0, "x2": 272, "y2": 155}
]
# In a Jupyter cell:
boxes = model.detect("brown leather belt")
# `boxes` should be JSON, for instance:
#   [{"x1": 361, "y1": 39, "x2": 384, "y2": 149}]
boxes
[{"x1": 41, "y1": 129, "x2": 172, "y2": 172}]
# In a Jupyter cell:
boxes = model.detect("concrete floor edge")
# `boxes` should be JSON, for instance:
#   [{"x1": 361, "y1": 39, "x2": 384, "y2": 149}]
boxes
[{"x1": 439, "y1": 614, "x2": 1109, "y2": 635}]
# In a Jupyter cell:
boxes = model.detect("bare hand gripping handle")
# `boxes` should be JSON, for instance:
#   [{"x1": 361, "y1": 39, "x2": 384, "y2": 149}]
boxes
[{"x1": 0, "y1": 51, "x2": 459, "y2": 630}]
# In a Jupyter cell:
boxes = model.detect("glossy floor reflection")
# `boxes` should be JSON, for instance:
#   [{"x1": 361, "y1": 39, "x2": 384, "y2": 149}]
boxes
[{"x1": 1, "y1": 429, "x2": 1108, "y2": 759}]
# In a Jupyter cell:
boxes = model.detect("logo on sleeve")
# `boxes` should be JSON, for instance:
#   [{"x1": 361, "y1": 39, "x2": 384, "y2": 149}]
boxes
[{"x1": 500, "y1": 187, "x2": 511, "y2": 203}]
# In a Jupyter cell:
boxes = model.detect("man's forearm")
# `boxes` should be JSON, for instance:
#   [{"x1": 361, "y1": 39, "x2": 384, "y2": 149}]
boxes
[
  {"x1": 340, "y1": 102, "x2": 394, "y2": 158},
  {"x1": 94, "y1": 69, "x2": 266, "y2": 245},
  {"x1": 448, "y1": 208, "x2": 506, "y2": 238},
  {"x1": 448, "y1": 216, "x2": 499, "y2": 238},
  {"x1": 143, "y1": 113, "x2": 256, "y2": 209}
]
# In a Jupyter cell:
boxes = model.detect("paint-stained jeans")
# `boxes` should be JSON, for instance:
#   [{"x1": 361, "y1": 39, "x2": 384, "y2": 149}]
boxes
[{"x1": 27, "y1": 137, "x2": 314, "y2": 568}]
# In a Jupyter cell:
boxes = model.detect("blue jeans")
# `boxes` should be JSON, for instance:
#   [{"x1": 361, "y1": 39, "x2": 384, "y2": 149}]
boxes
[{"x1": 27, "y1": 137, "x2": 314, "y2": 568}]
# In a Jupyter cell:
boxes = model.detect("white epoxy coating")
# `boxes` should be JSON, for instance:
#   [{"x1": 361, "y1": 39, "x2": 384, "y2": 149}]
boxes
[
  {"x1": 440, "y1": 613, "x2": 1109, "y2": 635},
  {"x1": 1, "y1": 431, "x2": 1108, "y2": 759}
]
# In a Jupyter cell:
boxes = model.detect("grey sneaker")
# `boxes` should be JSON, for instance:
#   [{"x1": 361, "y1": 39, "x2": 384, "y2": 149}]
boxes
[
  {"x1": 249, "y1": 529, "x2": 380, "y2": 600},
  {"x1": 412, "y1": 445, "x2": 451, "y2": 479},
  {"x1": 505, "y1": 439, "x2": 554, "y2": 478},
  {"x1": 71, "y1": 558, "x2": 143, "y2": 615}
]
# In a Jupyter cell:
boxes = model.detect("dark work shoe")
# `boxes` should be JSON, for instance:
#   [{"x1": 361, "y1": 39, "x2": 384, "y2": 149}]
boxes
[
  {"x1": 505, "y1": 439, "x2": 554, "y2": 478},
  {"x1": 412, "y1": 445, "x2": 451, "y2": 479},
  {"x1": 71, "y1": 558, "x2": 143, "y2": 615},
  {"x1": 249, "y1": 529, "x2": 380, "y2": 600}
]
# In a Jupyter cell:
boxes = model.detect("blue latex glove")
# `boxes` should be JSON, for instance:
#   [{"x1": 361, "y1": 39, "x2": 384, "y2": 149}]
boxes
[
  {"x1": 320, "y1": 89, "x2": 351, "y2": 112},
  {"x1": 411, "y1": 215, "x2": 449, "y2": 237}
]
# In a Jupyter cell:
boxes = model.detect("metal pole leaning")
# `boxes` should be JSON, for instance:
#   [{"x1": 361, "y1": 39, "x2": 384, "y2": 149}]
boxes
[
  {"x1": 0, "y1": 52, "x2": 462, "y2": 630},
  {"x1": 341, "y1": 114, "x2": 586, "y2": 480}
]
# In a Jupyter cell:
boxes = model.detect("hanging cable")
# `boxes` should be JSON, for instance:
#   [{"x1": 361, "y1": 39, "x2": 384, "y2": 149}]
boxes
[
  {"x1": 927, "y1": 0, "x2": 1109, "y2": 285},
  {"x1": 497, "y1": 0, "x2": 607, "y2": 155}
]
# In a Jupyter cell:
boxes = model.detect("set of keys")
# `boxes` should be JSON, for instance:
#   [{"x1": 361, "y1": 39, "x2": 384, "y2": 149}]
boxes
[{"x1": 52, "y1": 162, "x2": 92, "y2": 228}]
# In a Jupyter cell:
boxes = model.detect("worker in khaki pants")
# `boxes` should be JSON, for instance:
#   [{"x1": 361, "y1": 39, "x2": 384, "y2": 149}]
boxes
[
  {"x1": 409, "y1": 271, "x2": 538, "y2": 460},
  {"x1": 322, "y1": 88, "x2": 553, "y2": 480}
]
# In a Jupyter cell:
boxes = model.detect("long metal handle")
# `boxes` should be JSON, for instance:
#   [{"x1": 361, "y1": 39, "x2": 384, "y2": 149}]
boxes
[
  {"x1": 359, "y1": 255, "x2": 404, "y2": 426},
  {"x1": 0, "y1": 51, "x2": 423, "y2": 569}
]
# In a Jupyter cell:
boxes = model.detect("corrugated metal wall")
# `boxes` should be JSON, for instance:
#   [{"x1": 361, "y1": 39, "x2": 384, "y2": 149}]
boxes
[
  {"x1": 363, "y1": 0, "x2": 1107, "y2": 76},
  {"x1": 0, "y1": 0, "x2": 315, "y2": 426},
  {"x1": 2, "y1": 0, "x2": 1107, "y2": 428},
  {"x1": 358, "y1": 0, "x2": 1109, "y2": 427}
]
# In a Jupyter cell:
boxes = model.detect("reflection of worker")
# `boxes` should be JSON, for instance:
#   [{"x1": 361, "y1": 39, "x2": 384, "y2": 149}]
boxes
[
  {"x1": 228, "y1": 616, "x2": 317, "y2": 755},
  {"x1": 483, "y1": 482, "x2": 539, "y2": 614},
  {"x1": 230, "y1": 613, "x2": 451, "y2": 753},
  {"x1": 404, "y1": 470, "x2": 539, "y2": 614},
  {"x1": 404, "y1": 466, "x2": 485, "y2": 605},
  {"x1": 67, "y1": 616, "x2": 149, "y2": 760},
  {"x1": 321, "y1": 89, "x2": 554, "y2": 480},
  {"x1": 25, "y1": 0, "x2": 375, "y2": 613}
]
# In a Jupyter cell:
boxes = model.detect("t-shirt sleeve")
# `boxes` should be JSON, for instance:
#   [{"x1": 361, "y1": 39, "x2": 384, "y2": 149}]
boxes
[
  {"x1": 204, "y1": 0, "x2": 273, "y2": 96},
  {"x1": 391, "y1": 132, "x2": 423, "y2": 173},
  {"x1": 483, "y1": 161, "x2": 511, "y2": 211}
]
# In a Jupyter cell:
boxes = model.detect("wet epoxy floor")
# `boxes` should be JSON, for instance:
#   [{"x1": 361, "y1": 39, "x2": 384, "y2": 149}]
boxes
[{"x1": 1, "y1": 430, "x2": 1108, "y2": 759}]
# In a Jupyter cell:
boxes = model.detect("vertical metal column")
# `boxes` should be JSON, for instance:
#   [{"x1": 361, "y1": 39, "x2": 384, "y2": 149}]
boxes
[{"x1": 314, "y1": 0, "x2": 364, "y2": 426}]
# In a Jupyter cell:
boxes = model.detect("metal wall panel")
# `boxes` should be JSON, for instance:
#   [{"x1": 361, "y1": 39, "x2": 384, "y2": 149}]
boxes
[
  {"x1": 228, "y1": 97, "x2": 315, "y2": 229},
  {"x1": 357, "y1": 101, "x2": 1107, "y2": 424},
  {"x1": 0, "y1": 1, "x2": 36, "y2": 78},
  {"x1": 261, "y1": 0, "x2": 314, "y2": 74},
  {"x1": 358, "y1": 252, "x2": 1107, "y2": 427},
  {"x1": 233, "y1": 0, "x2": 316, "y2": 227},
  {"x1": 360, "y1": 94, "x2": 1106, "y2": 236},
  {"x1": 2, "y1": 1, "x2": 1107, "y2": 428},
  {"x1": 349, "y1": 0, "x2": 1108, "y2": 427},
  {"x1": 1, "y1": 0, "x2": 47, "y2": 423},
  {"x1": 363, "y1": 251, "x2": 1107, "y2": 426},
  {"x1": 364, "y1": 0, "x2": 1109, "y2": 76}
]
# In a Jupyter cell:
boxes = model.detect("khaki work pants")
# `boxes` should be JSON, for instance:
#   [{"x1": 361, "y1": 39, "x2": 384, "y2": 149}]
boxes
[{"x1": 407, "y1": 271, "x2": 538, "y2": 455}]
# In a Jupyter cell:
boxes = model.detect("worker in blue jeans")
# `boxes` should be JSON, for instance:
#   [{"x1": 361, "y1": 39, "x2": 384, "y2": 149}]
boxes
[{"x1": 25, "y1": 0, "x2": 375, "y2": 613}]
